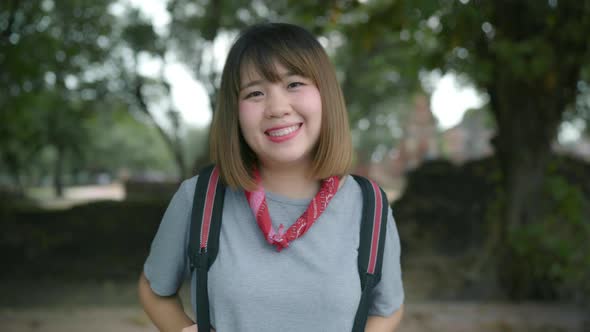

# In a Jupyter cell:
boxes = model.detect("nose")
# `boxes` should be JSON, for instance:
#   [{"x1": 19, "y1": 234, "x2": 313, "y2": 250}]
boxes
[{"x1": 264, "y1": 86, "x2": 291, "y2": 118}]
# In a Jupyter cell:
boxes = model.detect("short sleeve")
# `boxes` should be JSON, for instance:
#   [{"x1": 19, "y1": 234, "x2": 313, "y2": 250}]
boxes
[
  {"x1": 143, "y1": 178, "x2": 195, "y2": 296},
  {"x1": 368, "y1": 206, "x2": 405, "y2": 316}
]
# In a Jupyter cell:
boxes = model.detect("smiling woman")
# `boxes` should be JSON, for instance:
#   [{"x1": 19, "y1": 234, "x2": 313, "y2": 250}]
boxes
[{"x1": 139, "y1": 23, "x2": 404, "y2": 332}]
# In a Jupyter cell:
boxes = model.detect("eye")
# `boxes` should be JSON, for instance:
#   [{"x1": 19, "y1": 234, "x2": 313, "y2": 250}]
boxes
[
  {"x1": 287, "y1": 81, "x2": 305, "y2": 89},
  {"x1": 244, "y1": 90, "x2": 263, "y2": 99}
]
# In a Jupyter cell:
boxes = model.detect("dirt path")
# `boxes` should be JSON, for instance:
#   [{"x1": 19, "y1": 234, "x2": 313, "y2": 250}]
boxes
[
  {"x1": 1, "y1": 302, "x2": 587, "y2": 332},
  {"x1": 27, "y1": 183, "x2": 125, "y2": 209}
]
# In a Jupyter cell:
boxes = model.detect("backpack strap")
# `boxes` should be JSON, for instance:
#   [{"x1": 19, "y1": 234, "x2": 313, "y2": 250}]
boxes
[
  {"x1": 351, "y1": 175, "x2": 389, "y2": 332},
  {"x1": 188, "y1": 164, "x2": 225, "y2": 332}
]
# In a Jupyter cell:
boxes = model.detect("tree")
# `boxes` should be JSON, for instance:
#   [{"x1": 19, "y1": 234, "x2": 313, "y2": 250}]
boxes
[
  {"x1": 416, "y1": 0, "x2": 590, "y2": 242},
  {"x1": 0, "y1": 0, "x2": 116, "y2": 196},
  {"x1": 82, "y1": 106, "x2": 178, "y2": 176},
  {"x1": 112, "y1": 8, "x2": 190, "y2": 179},
  {"x1": 351, "y1": 0, "x2": 590, "y2": 296}
]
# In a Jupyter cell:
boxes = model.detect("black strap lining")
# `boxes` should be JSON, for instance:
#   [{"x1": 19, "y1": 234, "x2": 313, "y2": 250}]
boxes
[{"x1": 206, "y1": 178, "x2": 225, "y2": 267}]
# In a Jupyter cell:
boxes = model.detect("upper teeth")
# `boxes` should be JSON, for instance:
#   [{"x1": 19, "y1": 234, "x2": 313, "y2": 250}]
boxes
[{"x1": 267, "y1": 124, "x2": 300, "y2": 137}]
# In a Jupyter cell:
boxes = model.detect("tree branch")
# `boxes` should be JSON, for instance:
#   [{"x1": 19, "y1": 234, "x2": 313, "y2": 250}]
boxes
[
  {"x1": 134, "y1": 78, "x2": 187, "y2": 178},
  {"x1": 1, "y1": 0, "x2": 20, "y2": 39}
]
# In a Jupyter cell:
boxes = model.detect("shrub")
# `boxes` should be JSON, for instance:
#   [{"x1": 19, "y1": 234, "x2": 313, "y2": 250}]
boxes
[
  {"x1": 394, "y1": 155, "x2": 590, "y2": 303},
  {"x1": 502, "y1": 172, "x2": 590, "y2": 302},
  {"x1": 1, "y1": 199, "x2": 169, "y2": 280}
]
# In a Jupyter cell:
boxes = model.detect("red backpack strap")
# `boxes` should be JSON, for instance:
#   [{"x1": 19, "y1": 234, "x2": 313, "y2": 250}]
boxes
[
  {"x1": 351, "y1": 175, "x2": 389, "y2": 332},
  {"x1": 188, "y1": 164, "x2": 225, "y2": 332}
]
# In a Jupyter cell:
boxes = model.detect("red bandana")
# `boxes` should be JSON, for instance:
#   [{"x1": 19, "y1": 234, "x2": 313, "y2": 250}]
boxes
[{"x1": 244, "y1": 169, "x2": 340, "y2": 252}]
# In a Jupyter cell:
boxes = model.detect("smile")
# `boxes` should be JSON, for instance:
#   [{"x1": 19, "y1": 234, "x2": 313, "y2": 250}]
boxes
[{"x1": 265, "y1": 124, "x2": 301, "y2": 137}]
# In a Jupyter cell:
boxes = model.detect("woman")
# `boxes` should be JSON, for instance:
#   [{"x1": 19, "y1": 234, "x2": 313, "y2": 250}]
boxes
[{"x1": 139, "y1": 22, "x2": 404, "y2": 332}]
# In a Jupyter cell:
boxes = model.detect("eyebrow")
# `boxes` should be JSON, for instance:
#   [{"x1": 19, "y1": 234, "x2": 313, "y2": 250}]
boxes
[{"x1": 240, "y1": 71, "x2": 299, "y2": 90}]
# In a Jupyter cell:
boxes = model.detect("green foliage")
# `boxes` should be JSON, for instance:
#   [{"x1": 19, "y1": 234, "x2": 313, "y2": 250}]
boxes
[
  {"x1": 412, "y1": 0, "x2": 590, "y2": 89},
  {"x1": 0, "y1": 0, "x2": 429, "y2": 183},
  {"x1": 397, "y1": 155, "x2": 590, "y2": 302},
  {"x1": 0, "y1": 0, "x2": 118, "y2": 187},
  {"x1": 506, "y1": 174, "x2": 590, "y2": 302},
  {"x1": 121, "y1": 11, "x2": 164, "y2": 56},
  {"x1": 82, "y1": 108, "x2": 177, "y2": 176}
]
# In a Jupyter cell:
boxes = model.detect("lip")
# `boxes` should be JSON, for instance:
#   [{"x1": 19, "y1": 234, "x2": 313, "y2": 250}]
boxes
[
  {"x1": 265, "y1": 123, "x2": 302, "y2": 143},
  {"x1": 264, "y1": 123, "x2": 302, "y2": 133}
]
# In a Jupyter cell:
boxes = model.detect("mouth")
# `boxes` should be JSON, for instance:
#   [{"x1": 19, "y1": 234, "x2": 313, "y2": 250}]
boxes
[{"x1": 265, "y1": 123, "x2": 302, "y2": 137}]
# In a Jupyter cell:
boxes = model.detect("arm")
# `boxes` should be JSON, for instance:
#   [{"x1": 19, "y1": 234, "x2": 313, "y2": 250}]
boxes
[
  {"x1": 365, "y1": 305, "x2": 404, "y2": 332},
  {"x1": 140, "y1": 179, "x2": 200, "y2": 331},
  {"x1": 138, "y1": 272, "x2": 194, "y2": 332}
]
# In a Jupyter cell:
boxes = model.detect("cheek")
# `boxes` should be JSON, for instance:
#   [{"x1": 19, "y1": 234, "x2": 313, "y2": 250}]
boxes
[
  {"x1": 238, "y1": 100, "x2": 253, "y2": 113},
  {"x1": 307, "y1": 89, "x2": 322, "y2": 112},
  {"x1": 237, "y1": 102, "x2": 262, "y2": 149},
  {"x1": 300, "y1": 89, "x2": 322, "y2": 120},
  {"x1": 307, "y1": 90, "x2": 323, "y2": 138},
  {"x1": 238, "y1": 102, "x2": 255, "y2": 129}
]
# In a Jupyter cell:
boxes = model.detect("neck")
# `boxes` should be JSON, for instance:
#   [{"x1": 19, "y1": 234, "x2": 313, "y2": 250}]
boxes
[{"x1": 258, "y1": 163, "x2": 320, "y2": 199}]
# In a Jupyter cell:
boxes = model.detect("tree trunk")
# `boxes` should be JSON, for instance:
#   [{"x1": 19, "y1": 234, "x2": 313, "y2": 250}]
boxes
[
  {"x1": 487, "y1": 71, "x2": 566, "y2": 298},
  {"x1": 54, "y1": 145, "x2": 65, "y2": 198},
  {"x1": 474, "y1": 0, "x2": 590, "y2": 299},
  {"x1": 134, "y1": 80, "x2": 187, "y2": 179},
  {"x1": 489, "y1": 67, "x2": 578, "y2": 243}
]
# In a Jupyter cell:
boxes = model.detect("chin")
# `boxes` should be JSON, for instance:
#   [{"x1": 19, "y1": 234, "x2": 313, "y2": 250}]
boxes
[{"x1": 265, "y1": 154, "x2": 312, "y2": 167}]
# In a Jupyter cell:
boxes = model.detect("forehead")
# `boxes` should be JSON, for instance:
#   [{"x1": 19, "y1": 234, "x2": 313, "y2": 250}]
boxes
[
  {"x1": 239, "y1": 57, "x2": 301, "y2": 86},
  {"x1": 240, "y1": 60, "x2": 288, "y2": 83}
]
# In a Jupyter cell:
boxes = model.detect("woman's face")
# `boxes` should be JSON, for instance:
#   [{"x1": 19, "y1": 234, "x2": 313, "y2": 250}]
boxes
[{"x1": 237, "y1": 62, "x2": 322, "y2": 170}]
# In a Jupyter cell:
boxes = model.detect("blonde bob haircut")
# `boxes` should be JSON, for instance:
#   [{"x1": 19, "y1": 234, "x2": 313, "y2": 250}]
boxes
[{"x1": 210, "y1": 23, "x2": 353, "y2": 190}]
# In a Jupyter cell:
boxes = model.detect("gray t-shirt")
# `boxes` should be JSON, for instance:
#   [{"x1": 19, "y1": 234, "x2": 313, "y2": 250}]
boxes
[{"x1": 144, "y1": 175, "x2": 404, "y2": 332}]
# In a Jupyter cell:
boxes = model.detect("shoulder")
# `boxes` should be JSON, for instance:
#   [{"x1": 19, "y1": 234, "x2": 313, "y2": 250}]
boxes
[
  {"x1": 326, "y1": 175, "x2": 364, "y2": 212},
  {"x1": 178, "y1": 173, "x2": 243, "y2": 208},
  {"x1": 177, "y1": 174, "x2": 199, "y2": 200},
  {"x1": 347, "y1": 174, "x2": 389, "y2": 198},
  {"x1": 336, "y1": 174, "x2": 363, "y2": 196},
  {"x1": 340, "y1": 174, "x2": 386, "y2": 196},
  {"x1": 338, "y1": 174, "x2": 393, "y2": 216}
]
